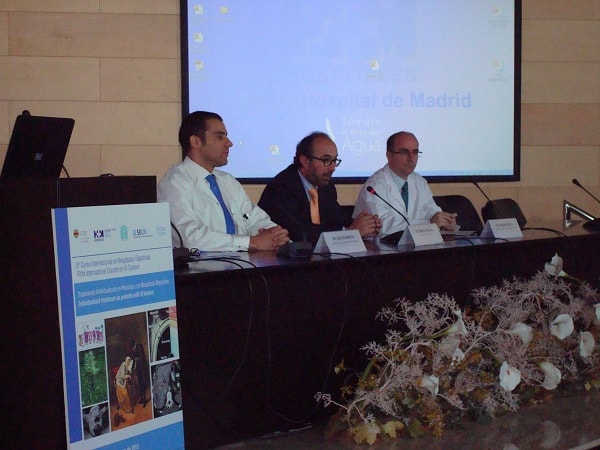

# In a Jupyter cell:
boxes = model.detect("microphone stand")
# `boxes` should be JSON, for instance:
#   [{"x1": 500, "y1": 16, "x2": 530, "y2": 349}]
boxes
[
  {"x1": 572, "y1": 179, "x2": 600, "y2": 231},
  {"x1": 366, "y1": 186, "x2": 409, "y2": 245}
]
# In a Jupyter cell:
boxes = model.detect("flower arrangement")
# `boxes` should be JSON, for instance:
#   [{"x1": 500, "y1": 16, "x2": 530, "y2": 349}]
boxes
[{"x1": 316, "y1": 254, "x2": 600, "y2": 445}]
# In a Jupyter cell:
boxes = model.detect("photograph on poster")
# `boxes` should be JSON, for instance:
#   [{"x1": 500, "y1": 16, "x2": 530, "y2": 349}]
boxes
[
  {"x1": 105, "y1": 312, "x2": 153, "y2": 431},
  {"x1": 78, "y1": 346, "x2": 108, "y2": 408},
  {"x1": 152, "y1": 360, "x2": 182, "y2": 418},
  {"x1": 148, "y1": 306, "x2": 179, "y2": 362},
  {"x1": 81, "y1": 402, "x2": 109, "y2": 439}
]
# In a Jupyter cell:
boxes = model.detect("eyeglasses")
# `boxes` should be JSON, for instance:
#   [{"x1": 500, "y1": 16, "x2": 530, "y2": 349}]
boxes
[
  {"x1": 308, "y1": 155, "x2": 342, "y2": 167},
  {"x1": 388, "y1": 148, "x2": 422, "y2": 157}
]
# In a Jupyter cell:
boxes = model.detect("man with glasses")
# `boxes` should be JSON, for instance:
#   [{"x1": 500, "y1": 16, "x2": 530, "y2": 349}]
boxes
[
  {"x1": 259, "y1": 131, "x2": 382, "y2": 244},
  {"x1": 354, "y1": 131, "x2": 457, "y2": 237},
  {"x1": 158, "y1": 111, "x2": 289, "y2": 251}
]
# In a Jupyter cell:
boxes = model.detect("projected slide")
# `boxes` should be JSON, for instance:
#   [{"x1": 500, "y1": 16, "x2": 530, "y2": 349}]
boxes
[{"x1": 183, "y1": 1, "x2": 518, "y2": 181}]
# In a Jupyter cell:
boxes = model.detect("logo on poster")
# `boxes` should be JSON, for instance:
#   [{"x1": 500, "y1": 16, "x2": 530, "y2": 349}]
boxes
[
  {"x1": 120, "y1": 225, "x2": 128, "y2": 240},
  {"x1": 132, "y1": 228, "x2": 149, "y2": 238}
]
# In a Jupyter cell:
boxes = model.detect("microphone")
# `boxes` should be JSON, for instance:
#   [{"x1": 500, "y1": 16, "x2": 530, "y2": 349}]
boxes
[
  {"x1": 572, "y1": 178, "x2": 600, "y2": 232},
  {"x1": 472, "y1": 182, "x2": 527, "y2": 228},
  {"x1": 473, "y1": 182, "x2": 491, "y2": 202},
  {"x1": 170, "y1": 222, "x2": 191, "y2": 267},
  {"x1": 366, "y1": 185, "x2": 410, "y2": 226},
  {"x1": 367, "y1": 185, "x2": 410, "y2": 245}
]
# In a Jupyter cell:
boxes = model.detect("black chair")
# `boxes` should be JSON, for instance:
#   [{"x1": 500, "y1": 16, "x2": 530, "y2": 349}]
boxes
[
  {"x1": 481, "y1": 198, "x2": 527, "y2": 228},
  {"x1": 433, "y1": 195, "x2": 484, "y2": 232}
]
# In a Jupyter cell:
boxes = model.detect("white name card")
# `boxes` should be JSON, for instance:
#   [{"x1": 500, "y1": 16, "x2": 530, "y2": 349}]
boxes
[
  {"x1": 313, "y1": 229, "x2": 367, "y2": 254},
  {"x1": 398, "y1": 224, "x2": 444, "y2": 247},
  {"x1": 480, "y1": 218, "x2": 523, "y2": 239}
]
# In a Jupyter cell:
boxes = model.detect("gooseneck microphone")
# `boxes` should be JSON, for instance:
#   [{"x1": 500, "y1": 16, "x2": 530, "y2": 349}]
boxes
[
  {"x1": 472, "y1": 181, "x2": 527, "y2": 228},
  {"x1": 572, "y1": 178, "x2": 600, "y2": 231},
  {"x1": 170, "y1": 222, "x2": 191, "y2": 267},
  {"x1": 572, "y1": 178, "x2": 600, "y2": 204},
  {"x1": 367, "y1": 185, "x2": 410, "y2": 225},
  {"x1": 473, "y1": 181, "x2": 491, "y2": 202}
]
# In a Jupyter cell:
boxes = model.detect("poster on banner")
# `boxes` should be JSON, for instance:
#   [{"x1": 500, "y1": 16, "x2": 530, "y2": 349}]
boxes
[{"x1": 52, "y1": 202, "x2": 185, "y2": 450}]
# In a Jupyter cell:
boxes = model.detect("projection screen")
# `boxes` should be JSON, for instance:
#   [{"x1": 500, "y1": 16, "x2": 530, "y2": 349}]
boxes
[{"x1": 181, "y1": 1, "x2": 521, "y2": 184}]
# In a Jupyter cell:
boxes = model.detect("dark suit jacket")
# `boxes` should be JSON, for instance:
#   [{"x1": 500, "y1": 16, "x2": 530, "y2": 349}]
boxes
[{"x1": 258, "y1": 165, "x2": 352, "y2": 243}]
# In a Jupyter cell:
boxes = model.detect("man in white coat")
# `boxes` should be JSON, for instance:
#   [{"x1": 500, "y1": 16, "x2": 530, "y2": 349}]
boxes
[{"x1": 354, "y1": 131, "x2": 457, "y2": 237}]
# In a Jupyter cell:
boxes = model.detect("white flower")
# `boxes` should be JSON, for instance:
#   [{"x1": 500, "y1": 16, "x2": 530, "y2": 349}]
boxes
[
  {"x1": 499, "y1": 361, "x2": 521, "y2": 391},
  {"x1": 549, "y1": 313, "x2": 574, "y2": 340},
  {"x1": 420, "y1": 374, "x2": 439, "y2": 396},
  {"x1": 509, "y1": 322, "x2": 533, "y2": 346},
  {"x1": 439, "y1": 336, "x2": 465, "y2": 364},
  {"x1": 452, "y1": 347, "x2": 465, "y2": 363},
  {"x1": 580, "y1": 331, "x2": 595, "y2": 357},
  {"x1": 544, "y1": 253, "x2": 567, "y2": 277},
  {"x1": 539, "y1": 362, "x2": 561, "y2": 390},
  {"x1": 595, "y1": 303, "x2": 600, "y2": 322},
  {"x1": 446, "y1": 309, "x2": 468, "y2": 336}
]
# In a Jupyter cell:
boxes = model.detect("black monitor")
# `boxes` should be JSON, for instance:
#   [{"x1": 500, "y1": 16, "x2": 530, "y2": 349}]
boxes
[{"x1": 1, "y1": 110, "x2": 75, "y2": 179}]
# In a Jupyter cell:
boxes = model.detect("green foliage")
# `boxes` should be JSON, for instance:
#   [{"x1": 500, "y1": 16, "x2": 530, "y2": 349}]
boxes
[{"x1": 79, "y1": 348, "x2": 108, "y2": 407}]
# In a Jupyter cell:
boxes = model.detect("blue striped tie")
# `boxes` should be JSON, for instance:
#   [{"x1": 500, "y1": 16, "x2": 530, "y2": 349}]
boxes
[{"x1": 206, "y1": 174, "x2": 235, "y2": 234}]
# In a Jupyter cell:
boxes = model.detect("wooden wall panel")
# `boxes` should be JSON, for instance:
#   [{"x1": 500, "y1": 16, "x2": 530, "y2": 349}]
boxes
[
  {"x1": 8, "y1": 12, "x2": 179, "y2": 58},
  {"x1": 9, "y1": 100, "x2": 180, "y2": 147},
  {"x1": 521, "y1": 104, "x2": 600, "y2": 146},
  {"x1": 0, "y1": 101, "x2": 9, "y2": 144},
  {"x1": 0, "y1": 1, "x2": 99, "y2": 13},
  {"x1": 0, "y1": 56, "x2": 99, "y2": 100},
  {"x1": 523, "y1": 20, "x2": 600, "y2": 61},
  {"x1": 522, "y1": 62, "x2": 600, "y2": 103},
  {"x1": 63, "y1": 144, "x2": 101, "y2": 178},
  {"x1": 101, "y1": 144, "x2": 180, "y2": 179},
  {"x1": 523, "y1": 0, "x2": 600, "y2": 20},
  {"x1": 0, "y1": 12, "x2": 7, "y2": 55},
  {"x1": 521, "y1": 146, "x2": 600, "y2": 186},
  {"x1": 0, "y1": 1, "x2": 598, "y2": 221},
  {"x1": 100, "y1": 0, "x2": 179, "y2": 14},
  {"x1": 100, "y1": 58, "x2": 180, "y2": 102}
]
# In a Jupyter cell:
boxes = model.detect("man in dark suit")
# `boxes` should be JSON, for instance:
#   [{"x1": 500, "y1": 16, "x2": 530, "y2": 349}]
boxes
[{"x1": 258, "y1": 131, "x2": 381, "y2": 244}]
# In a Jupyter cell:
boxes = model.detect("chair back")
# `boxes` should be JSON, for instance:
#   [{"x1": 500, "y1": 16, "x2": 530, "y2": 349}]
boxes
[{"x1": 433, "y1": 195, "x2": 483, "y2": 232}]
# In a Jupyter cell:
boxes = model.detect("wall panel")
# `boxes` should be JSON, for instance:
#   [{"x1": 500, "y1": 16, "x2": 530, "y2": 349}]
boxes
[
  {"x1": 8, "y1": 12, "x2": 179, "y2": 58},
  {"x1": 100, "y1": 58, "x2": 180, "y2": 102},
  {"x1": 0, "y1": 56, "x2": 99, "y2": 101},
  {"x1": 0, "y1": 1, "x2": 597, "y2": 221}
]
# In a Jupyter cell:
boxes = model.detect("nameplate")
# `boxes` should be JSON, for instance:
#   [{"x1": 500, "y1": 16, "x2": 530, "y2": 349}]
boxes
[
  {"x1": 313, "y1": 229, "x2": 367, "y2": 254},
  {"x1": 398, "y1": 224, "x2": 444, "y2": 247},
  {"x1": 480, "y1": 218, "x2": 523, "y2": 239}
]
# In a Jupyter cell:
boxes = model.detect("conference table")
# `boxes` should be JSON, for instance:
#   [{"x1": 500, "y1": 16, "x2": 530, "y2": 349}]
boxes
[
  {"x1": 174, "y1": 221, "x2": 600, "y2": 449},
  {"x1": 3, "y1": 181, "x2": 598, "y2": 449}
]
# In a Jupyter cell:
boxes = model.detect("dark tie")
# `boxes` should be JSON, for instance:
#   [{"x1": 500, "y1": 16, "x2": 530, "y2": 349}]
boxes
[
  {"x1": 206, "y1": 174, "x2": 235, "y2": 234},
  {"x1": 401, "y1": 181, "x2": 409, "y2": 209}
]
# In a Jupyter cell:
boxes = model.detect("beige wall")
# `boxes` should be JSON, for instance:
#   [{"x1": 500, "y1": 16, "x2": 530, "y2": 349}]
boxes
[{"x1": 1, "y1": 1, "x2": 599, "y2": 222}]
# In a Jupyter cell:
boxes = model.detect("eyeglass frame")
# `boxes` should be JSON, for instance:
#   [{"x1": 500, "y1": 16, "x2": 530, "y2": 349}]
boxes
[
  {"x1": 307, "y1": 155, "x2": 342, "y2": 167},
  {"x1": 387, "y1": 148, "x2": 423, "y2": 157}
]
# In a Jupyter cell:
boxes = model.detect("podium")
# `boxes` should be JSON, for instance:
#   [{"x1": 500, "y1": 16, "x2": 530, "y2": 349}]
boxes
[{"x1": 0, "y1": 176, "x2": 156, "y2": 449}]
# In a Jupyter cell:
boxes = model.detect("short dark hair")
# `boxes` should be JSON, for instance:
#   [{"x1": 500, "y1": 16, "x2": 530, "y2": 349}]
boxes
[
  {"x1": 386, "y1": 131, "x2": 418, "y2": 152},
  {"x1": 179, "y1": 111, "x2": 223, "y2": 153},
  {"x1": 293, "y1": 131, "x2": 331, "y2": 168}
]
